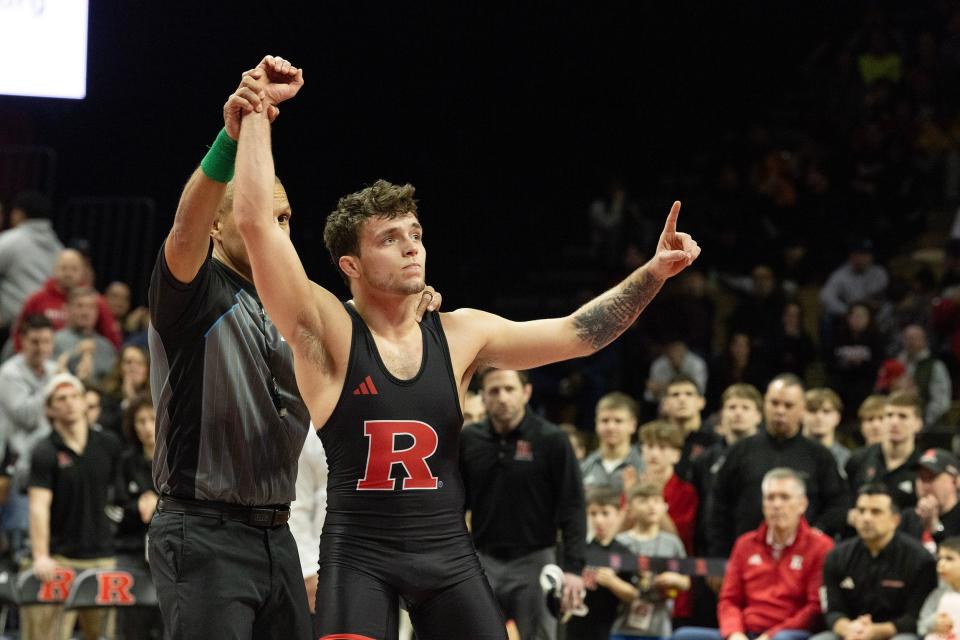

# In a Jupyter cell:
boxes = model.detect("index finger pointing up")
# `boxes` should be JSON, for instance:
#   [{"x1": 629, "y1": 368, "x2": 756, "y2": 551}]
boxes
[{"x1": 664, "y1": 200, "x2": 682, "y2": 234}]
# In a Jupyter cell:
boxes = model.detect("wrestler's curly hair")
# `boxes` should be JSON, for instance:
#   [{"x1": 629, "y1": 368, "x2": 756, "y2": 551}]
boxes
[{"x1": 323, "y1": 179, "x2": 418, "y2": 283}]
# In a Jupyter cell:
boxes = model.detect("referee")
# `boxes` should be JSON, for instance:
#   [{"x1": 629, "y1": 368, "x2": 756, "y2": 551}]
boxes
[{"x1": 146, "y1": 63, "x2": 313, "y2": 639}]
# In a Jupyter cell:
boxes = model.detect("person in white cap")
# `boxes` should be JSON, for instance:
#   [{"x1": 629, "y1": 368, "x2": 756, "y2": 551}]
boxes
[{"x1": 23, "y1": 373, "x2": 122, "y2": 640}]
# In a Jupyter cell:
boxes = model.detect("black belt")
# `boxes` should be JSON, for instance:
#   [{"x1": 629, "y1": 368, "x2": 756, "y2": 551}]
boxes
[{"x1": 157, "y1": 496, "x2": 291, "y2": 529}]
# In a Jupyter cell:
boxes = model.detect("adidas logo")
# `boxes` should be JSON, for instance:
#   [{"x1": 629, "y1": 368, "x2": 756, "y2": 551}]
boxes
[{"x1": 352, "y1": 375, "x2": 379, "y2": 396}]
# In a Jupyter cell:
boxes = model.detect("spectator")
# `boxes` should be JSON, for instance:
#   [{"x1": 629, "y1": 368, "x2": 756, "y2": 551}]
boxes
[
  {"x1": 900, "y1": 449, "x2": 960, "y2": 549},
  {"x1": 581, "y1": 392, "x2": 644, "y2": 494},
  {"x1": 460, "y1": 368, "x2": 586, "y2": 640},
  {"x1": 566, "y1": 487, "x2": 638, "y2": 640},
  {"x1": 727, "y1": 264, "x2": 787, "y2": 351},
  {"x1": 615, "y1": 482, "x2": 690, "y2": 640},
  {"x1": 708, "y1": 374, "x2": 848, "y2": 556},
  {"x1": 113, "y1": 393, "x2": 162, "y2": 640},
  {"x1": 820, "y1": 239, "x2": 889, "y2": 335},
  {"x1": 84, "y1": 386, "x2": 103, "y2": 428},
  {"x1": 650, "y1": 270, "x2": 715, "y2": 358},
  {"x1": 11, "y1": 248, "x2": 121, "y2": 353},
  {"x1": 0, "y1": 314, "x2": 56, "y2": 555},
  {"x1": 825, "y1": 302, "x2": 885, "y2": 423},
  {"x1": 638, "y1": 419, "x2": 698, "y2": 622},
  {"x1": 847, "y1": 391, "x2": 923, "y2": 510},
  {"x1": 897, "y1": 325, "x2": 951, "y2": 428},
  {"x1": 859, "y1": 394, "x2": 889, "y2": 447},
  {"x1": 114, "y1": 394, "x2": 157, "y2": 554},
  {"x1": 587, "y1": 177, "x2": 635, "y2": 270},
  {"x1": 104, "y1": 281, "x2": 131, "y2": 326},
  {"x1": 673, "y1": 468, "x2": 834, "y2": 640},
  {"x1": 660, "y1": 375, "x2": 721, "y2": 481},
  {"x1": 0, "y1": 191, "x2": 63, "y2": 345},
  {"x1": 561, "y1": 424, "x2": 591, "y2": 462},
  {"x1": 638, "y1": 420, "x2": 698, "y2": 554},
  {"x1": 764, "y1": 301, "x2": 817, "y2": 380},
  {"x1": 52, "y1": 286, "x2": 118, "y2": 386},
  {"x1": 645, "y1": 341, "x2": 709, "y2": 406},
  {"x1": 289, "y1": 431, "x2": 327, "y2": 620},
  {"x1": 814, "y1": 484, "x2": 937, "y2": 640},
  {"x1": 24, "y1": 373, "x2": 122, "y2": 640},
  {"x1": 98, "y1": 344, "x2": 150, "y2": 436},
  {"x1": 918, "y1": 538, "x2": 960, "y2": 639},
  {"x1": 804, "y1": 388, "x2": 851, "y2": 476},
  {"x1": 708, "y1": 332, "x2": 768, "y2": 411},
  {"x1": 463, "y1": 389, "x2": 487, "y2": 426},
  {"x1": 691, "y1": 384, "x2": 764, "y2": 553},
  {"x1": 104, "y1": 281, "x2": 150, "y2": 348}
]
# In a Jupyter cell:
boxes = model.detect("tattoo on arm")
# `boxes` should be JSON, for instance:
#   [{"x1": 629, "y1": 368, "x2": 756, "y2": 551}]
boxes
[{"x1": 573, "y1": 271, "x2": 663, "y2": 350}]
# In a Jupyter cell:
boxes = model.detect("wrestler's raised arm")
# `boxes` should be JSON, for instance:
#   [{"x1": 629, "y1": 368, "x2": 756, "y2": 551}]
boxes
[
  {"x1": 445, "y1": 202, "x2": 700, "y2": 375},
  {"x1": 232, "y1": 57, "x2": 353, "y2": 409}
]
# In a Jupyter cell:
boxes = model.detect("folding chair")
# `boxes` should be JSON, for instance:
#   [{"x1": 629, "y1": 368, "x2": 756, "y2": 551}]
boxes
[
  {"x1": 17, "y1": 567, "x2": 76, "y2": 638},
  {"x1": 0, "y1": 568, "x2": 19, "y2": 638},
  {"x1": 64, "y1": 567, "x2": 158, "y2": 640}
]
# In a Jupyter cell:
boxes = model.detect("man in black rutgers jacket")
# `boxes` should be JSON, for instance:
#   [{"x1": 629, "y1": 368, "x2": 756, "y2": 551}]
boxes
[{"x1": 707, "y1": 373, "x2": 849, "y2": 557}]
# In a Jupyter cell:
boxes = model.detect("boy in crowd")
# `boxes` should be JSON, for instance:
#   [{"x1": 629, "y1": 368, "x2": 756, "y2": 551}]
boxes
[
  {"x1": 581, "y1": 392, "x2": 644, "y2": 493},
  {"x1": 566, "y1": 487, "x2": 639, "y2": 640},
  {"x1": 615, "y1": 483, "x2": 690, "y2": 640},
  {"x1": 919, "y1": 537, "x2": 960, "y2": 638},
  {"x1": 638, "y1": 420, "x2": 698, "y2": 555},
  {"x1": 804, "y1": 388, "x2": 850, "y2": 476},
  {"x1": 846, "y1": 391, "x2": 923, "y2": 510},
  {"x1": 859, "y1": 395, "x2": 889, "y2": 446},
  {"x1": 660, "y1": 375, "x2": 719, "y2": 481}
]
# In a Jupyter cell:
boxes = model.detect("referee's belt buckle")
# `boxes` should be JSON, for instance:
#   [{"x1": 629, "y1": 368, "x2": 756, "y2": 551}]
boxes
[{"x1": 248, "y1": 507, "x2": 289, "y2": 528}]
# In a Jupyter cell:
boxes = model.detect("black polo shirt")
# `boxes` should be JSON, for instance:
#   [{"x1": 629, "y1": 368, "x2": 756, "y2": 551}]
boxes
[
  {"x1": 845, "y1": 444, "x2": 922, "y2": 509},
  {"x1": 460, "y1": 409, "x2": 586, "y2": 573},
  {"x1": 29, "y1": 427, "x2": 122, "y2": 558},
  {"x1": 822, "y1": 532, "x2": 937, "y2": 634}
]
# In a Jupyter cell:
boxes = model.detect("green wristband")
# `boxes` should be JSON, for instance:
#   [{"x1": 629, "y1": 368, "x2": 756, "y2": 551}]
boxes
[{"x1": 199, "y1": 128, "x2": 238, "y2": 183}]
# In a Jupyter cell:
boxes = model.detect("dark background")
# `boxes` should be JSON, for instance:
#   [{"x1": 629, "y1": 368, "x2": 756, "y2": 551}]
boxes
[{"x1": 0, "y1": 1, "x2": 871, "y2": 305}]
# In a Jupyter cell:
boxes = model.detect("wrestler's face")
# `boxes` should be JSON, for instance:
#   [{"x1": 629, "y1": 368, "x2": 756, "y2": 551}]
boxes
[
  {"x1": 212, "y1": 183, "x2": 291, "y2": 280},
  {"x1": 346, "y1": 213, "x2": 426, "y2": 297}
]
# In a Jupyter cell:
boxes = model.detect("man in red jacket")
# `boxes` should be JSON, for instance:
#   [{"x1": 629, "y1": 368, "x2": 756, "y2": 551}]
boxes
[
  {"x1": 673, "y1": 467, "x2": 834, "y2": 640},
  {"x1": 10, "y1": 249, "x2": 121, "y2": 352}
]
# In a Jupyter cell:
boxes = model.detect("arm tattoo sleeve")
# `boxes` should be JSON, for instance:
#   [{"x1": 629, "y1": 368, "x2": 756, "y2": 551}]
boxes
[{"x1": 573, "y1": 270, "x2": 663, "y2": 351}]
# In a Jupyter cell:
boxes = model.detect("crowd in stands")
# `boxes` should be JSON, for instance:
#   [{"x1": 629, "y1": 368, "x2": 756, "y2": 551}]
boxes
[{"x1": 4, "y1": 4, "x2": 960, "y2": 639}]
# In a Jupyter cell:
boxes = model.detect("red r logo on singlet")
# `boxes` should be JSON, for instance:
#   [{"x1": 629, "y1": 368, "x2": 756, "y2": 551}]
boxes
[{"x1": 357, "y1": 420, "x2": 439, "y2": 491}]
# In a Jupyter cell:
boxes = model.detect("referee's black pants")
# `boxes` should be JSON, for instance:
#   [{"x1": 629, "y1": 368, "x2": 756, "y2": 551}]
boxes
[{"x1": 148, "y1": 510, "x2": 312, "y2": 640}]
